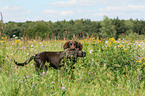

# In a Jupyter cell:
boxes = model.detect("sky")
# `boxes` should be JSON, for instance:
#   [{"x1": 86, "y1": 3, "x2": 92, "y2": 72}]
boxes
[{"x1": 0, "y1": 0, "x2": 145, "y2": 22}]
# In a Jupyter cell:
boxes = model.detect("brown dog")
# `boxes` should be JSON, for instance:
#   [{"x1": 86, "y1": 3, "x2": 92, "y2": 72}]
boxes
[
  {"x1": 63, "y1": 40, "x2": 83, "y2": 51},
  {"x1": 14, "y1": 49, "x2": 86, "y2": 71}
]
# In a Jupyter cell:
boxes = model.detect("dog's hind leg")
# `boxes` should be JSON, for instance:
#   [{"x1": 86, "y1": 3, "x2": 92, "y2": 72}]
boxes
[{"x1": 34, "y1": 56, "x2": 41, "y2": 71}]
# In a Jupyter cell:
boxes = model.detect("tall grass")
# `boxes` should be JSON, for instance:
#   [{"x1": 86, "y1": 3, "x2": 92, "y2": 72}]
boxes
[{"x1": 0, "y1": 37, "x2": 145, "y2": 95}]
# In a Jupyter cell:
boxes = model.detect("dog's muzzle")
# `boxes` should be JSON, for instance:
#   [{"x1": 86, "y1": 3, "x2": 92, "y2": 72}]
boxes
[
  {"x1": 77, "y1": 51, "x2": 86, "y2": 57},
  {"x1": 63, "y1": 49, "x2": 86, "y2": 58}
]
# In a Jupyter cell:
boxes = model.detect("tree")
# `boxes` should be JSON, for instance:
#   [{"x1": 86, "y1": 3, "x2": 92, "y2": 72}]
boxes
[
  {"x1": 0, "y1": 12, "x2": 4, "y2": 37},
  {"x1": 112, "y1": 17, "x2": 127, "y2": 39},
  {"x1": 24, "y1": 21, "x2": 52, "y2": 39},
  {"x1": 99, "y1": 16, "x2": 116, "y2": 39}
]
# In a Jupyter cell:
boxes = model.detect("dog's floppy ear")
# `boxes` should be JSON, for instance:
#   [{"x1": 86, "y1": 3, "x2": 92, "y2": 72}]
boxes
[
  {"x1": 76, "y1": 41, "x2": 83, "y2": 50},
  {"x1": 63, "y1": 41, "x2": 70, "y2": 49}
]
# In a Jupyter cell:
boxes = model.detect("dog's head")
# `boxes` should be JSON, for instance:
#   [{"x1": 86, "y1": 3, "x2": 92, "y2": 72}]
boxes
[{"x1": 63, "y1": 40, "x2": 83, "y2": 51}]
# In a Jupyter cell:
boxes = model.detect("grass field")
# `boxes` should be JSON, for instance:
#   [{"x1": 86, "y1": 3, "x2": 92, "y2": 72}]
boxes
[{"x1": 0, "y1": 37, "x2": 145, "y2": 96}]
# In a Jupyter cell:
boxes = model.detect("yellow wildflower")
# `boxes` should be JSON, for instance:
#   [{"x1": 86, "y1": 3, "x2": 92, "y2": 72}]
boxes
[
  {"x1": 141, "y1": 57, "x2": 145, "y2": 60},
  {"x1": 124, "y1": 49, "x2": 127, "y2": 51},
  {"x1": 0, "y1": 40, "x2": 4, "y2": 43},
  {"x1": 135, "y1": 60, "x2": 141, "y2": 63},
  {"x1": 89, "y1": 37, "x2": 95, "y2": 40},
  {"x1": 1, "y1": 37, "x2": 7, "y2": 40},
  {"x1": 97, "y1": 40, "x2": 101, "y2": 42},
  {"x1": 15, "y1": 40, "x2": 20, "y2": 43},
  {"x1": 89, "y1": 38, "x2": 92, "y2": 40},
  {"x1": 118, "y1": 45, "x2": 123, "y2": 48},
  {"x1": 109, "y1": 38, "x2": 115, "y2": 42},
  {"x1": 83, "y1": 39, "x2": 88, "y2": 41},
  {"x1": 109, "y1": 42, "x2": 111, "y2": 45},
  {"x1": 138, "y1": 65, "x2": 142, "y2": 67},
  {"x1": 1, "y1": 37, "x2": 4, "y2": 39}
]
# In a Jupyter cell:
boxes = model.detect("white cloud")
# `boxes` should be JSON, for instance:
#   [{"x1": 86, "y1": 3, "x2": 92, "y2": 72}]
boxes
[
  {"x1": 100, "y1": 4, "x2": 145, "y2": 12},
  {"x1": 51, "y1": 0, "x2": 77, "y2": 7},
  {"x1": 95, "y1": 4, "x2": 145, "y2": 20},
  {"x1": 94, "y1": 12, "x2": 107, "y2": 16},
  {"x1": 7, "y1": 17, "x2": 29, "y2": 22},
  {"x1": 5, "y1": 16, "x2": 43, "y2": 22},
  {"x1": 77, "y1": 9, "x2": 82, "y2": 13},
  {"x1": 128, "y1": 5, "x2": 145, "y2": 11},
  {"x1": 78, "y1": 0, "x2": 101, "y2": 6},
  {"x1": 59, "y1": 10, "x2": 74, "y2": 16},
  {"x1": 43, "y1": 10, "x2": 58, "y2": 14},
  {"x1": 93, "y1": 5, "x2": 145, "y2": 21},
  {"x1": 43, "y1": 9, "x2": 74, "y2": 16},
  {"x1": 2, "y1": 5, "x2": 20, "y2": 10},
  {"x1": 0, "y1": 5, "x2": 30, "y2": 16},
  {"x1": 51, "y1": 0, "x2": 102, "y2": 7}
]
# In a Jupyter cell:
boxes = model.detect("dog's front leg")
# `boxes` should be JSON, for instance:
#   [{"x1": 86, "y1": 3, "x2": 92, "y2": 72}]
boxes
[{"x1": 40, "y1": 61, "x2": 47, "y2": 71}]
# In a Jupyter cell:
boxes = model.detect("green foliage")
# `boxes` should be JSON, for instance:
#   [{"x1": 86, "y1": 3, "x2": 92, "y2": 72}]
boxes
[
  {"x1": 0, "y1": 12, "x2": 4, "y2": 37},
  {"x1": 99, "y1": 16, "x2": 116, "y2": 39},
  {"x1": 112, "y1": 17, "x2": 127, "y2": 39},
  {"x1": 119, "y1": 32, "x2": 145, "y2": 40},
  {"x1": 0, "y1": 38, "x2": 145, "y2": 95},
  {"x1": 24, "y1": 21, "x2": 52, "y2": 39},
  {"x1": 4, "y1": 22, "x2": 23, "y2": 38},
  {"x1": 2, "y1": 16, "x2": 145, "y2": 40}
]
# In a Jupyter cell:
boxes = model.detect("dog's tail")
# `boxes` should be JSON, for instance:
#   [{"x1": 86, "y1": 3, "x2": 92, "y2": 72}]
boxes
[{"x1": 14, "y1": 56, "x2": 34, "y2": 66}]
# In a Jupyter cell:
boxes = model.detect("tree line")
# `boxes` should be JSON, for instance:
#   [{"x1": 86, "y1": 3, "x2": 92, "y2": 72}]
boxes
[{"x1": 0, "y1": 16, "x2": 145, "y2": 40}]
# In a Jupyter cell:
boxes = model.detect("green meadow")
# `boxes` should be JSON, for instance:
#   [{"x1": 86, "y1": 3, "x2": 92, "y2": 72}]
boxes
[{"x1": 0, "y1": 37, "x2": 145, "y2": 96}]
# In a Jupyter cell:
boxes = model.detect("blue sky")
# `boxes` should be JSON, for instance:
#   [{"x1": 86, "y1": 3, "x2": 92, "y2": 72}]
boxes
[{"x1": 0, "y1": 0, "x2": 145, "y2": 22}]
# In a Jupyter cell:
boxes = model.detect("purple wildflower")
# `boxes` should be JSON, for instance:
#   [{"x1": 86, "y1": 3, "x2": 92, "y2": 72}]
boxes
[
  {"x1": 62, "y1": 87, "x2": 65, "y2": 90},
  {"x1": 89, "y1": 50, "x2": 93, "y2": 53},
  {"x1": 27, "y1": 53, "x2": 29, "y2": 55},
  {"x1": 26, "y1": 76, "x2": 29, "y2": 78},
  {"x1": 20, "y1": 47, "x2": 24, "y2": 49},
  {"x1": 31, "y1": 45, "x2": 33, "y2": 47},
  {"x1": 42, "y1": 71, "x2": 45, "y2": 76},
  {"x1": 52, "y1": 81, "x2": 55, "y2": 83},
  {"x1": 13, "y1": 35, "x2": 16, "y2": 37}
]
